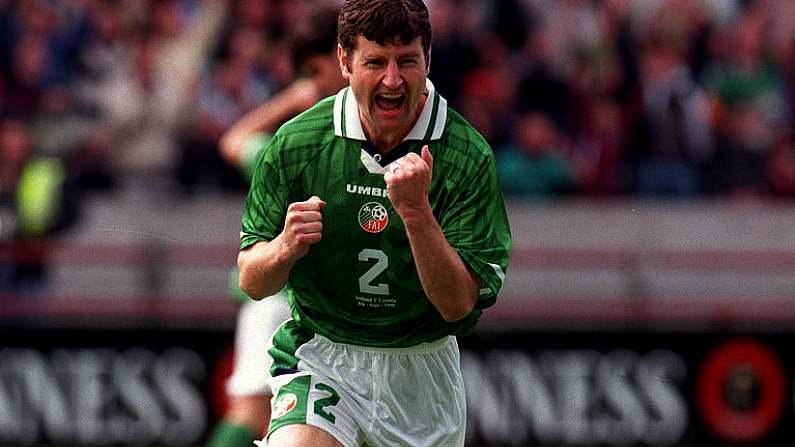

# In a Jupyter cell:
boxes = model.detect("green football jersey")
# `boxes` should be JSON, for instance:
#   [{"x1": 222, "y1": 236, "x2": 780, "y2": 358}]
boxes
[{"x1": 241, "y1": 79, "x2": 512, "y2": 348}]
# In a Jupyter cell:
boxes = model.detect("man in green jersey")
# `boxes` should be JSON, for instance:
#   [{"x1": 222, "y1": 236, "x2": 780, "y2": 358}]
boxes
[{"x1": 238, "y1": 0, "x2": 512, "y2": 445}]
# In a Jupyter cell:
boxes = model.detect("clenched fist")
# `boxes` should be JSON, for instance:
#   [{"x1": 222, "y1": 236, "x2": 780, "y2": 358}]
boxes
[
  {"x1": 383, "y1": 145, "x2": 433, "y2": 218},
  {"x1": 281, "y1": 195, "x2": 325, "y2": 260}
]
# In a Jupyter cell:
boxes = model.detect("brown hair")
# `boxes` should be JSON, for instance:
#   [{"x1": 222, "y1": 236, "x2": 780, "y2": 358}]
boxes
[{"x1": 338, "y1": 0, "x2": 432, "y2": 64}]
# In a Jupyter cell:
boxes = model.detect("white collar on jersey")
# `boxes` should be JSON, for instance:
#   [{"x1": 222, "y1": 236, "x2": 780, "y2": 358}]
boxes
[{"x1": 333, "y1": 78, "x2": 448, "y2": 142}]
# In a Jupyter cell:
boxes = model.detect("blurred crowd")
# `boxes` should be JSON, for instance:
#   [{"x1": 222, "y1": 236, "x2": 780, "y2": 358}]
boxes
[
  {"x1": 475, "y1": 0, "x2": 795, "y2": 200},
  {"x1": 2, "y1": 0, "x2": 795, "y2": 284},
  {"x1": 3, "y1": 0, "x2": 795, "y2": 199}
]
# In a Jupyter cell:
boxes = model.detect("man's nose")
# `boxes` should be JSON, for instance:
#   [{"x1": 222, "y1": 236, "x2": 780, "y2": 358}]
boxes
[{"x1": 382, "y1": 60, "x2": 402, "y2": 89}]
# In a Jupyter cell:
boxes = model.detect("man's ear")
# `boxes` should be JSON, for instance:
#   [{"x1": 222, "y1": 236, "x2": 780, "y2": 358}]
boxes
[
  {"x1": 338, "y1": 44, "x2": 351, "y2": 79},
  {"x1": 426, "y1": 48, "x2": 431, "y2": 75}
]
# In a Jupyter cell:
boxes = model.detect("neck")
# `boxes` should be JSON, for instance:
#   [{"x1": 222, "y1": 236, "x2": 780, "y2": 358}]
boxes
[{"x1": 366, "y1": 131, "x2": 404, "y2": 153}]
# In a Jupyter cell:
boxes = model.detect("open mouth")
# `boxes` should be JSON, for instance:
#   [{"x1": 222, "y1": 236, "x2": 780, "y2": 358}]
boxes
[{"x1": 375, "y1": 93, "x2": 405, "y2": 113}]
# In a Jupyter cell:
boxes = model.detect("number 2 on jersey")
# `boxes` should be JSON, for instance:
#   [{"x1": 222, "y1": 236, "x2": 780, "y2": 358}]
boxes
[{"x1": 358, "y1": 248, "x2": 389, "y2": 295}]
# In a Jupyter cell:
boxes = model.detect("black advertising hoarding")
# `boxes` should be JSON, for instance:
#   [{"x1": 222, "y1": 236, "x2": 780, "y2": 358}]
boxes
[
  {"x1": 0, "y1": 325, "x2": 235, "y2": 447},
  {"x1": 1, "y1": 324, "x2": 795, "y2": 446},
  {"x1": 461, "y1": 331, "x2": 795, "y2": 446}
]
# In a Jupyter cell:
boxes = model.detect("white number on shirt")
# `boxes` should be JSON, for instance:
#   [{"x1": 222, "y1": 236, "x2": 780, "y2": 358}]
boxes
[{"x1": 358, "y1": 248, "x2": 389, "y2": 295}]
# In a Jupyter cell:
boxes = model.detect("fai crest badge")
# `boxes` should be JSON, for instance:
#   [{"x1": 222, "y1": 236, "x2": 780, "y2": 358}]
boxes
[
  {"x1": 273, "y1": 393, "x2": 298, "y2": 418},
  {"x1": 358, "y1": 202, "x2": 389, "y2": 233}
]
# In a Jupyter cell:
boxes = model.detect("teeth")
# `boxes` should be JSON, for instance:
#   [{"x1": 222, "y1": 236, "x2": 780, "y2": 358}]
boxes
[{"x1": 379, "y1": 93, "x2": 402, "y2": 99}]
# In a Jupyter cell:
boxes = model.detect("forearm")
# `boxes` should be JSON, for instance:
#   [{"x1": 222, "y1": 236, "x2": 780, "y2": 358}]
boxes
[
  {"x1": 220, "y1": 108, "x2": 281, "y2": 166},
  {"x1": 238, "y1": 196, "x2": 326, "y2": 299},
  {"x1": 237, "y1": 236, "x2": 296, "y2": 299},
  {"x1": 220, "y1": 80, "x2": 318, "y2": 166},
  {"x1": 402, "y1": 209, "x2": 480, "y2": 322}
]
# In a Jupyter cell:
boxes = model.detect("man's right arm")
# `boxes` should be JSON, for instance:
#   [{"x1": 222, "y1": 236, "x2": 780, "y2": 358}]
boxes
[
  {"x1": 238, "y1": 196, "x2": 326, "y2": 299},
  {"x1": 237, "y1": 236, "x2": 296, "y2": 299}
]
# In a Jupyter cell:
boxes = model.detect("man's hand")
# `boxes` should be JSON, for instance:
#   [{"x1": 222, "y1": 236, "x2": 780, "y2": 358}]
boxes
[
  {"x1": 383, "y1": 145, "x2": 479, "y2": 321},
  {"x1": 280, "y1": 196, "x2": 326, "y2": 260},
  {"x1": 238, "y1": 195, "x2": 324, "y2": 299},
  {"x1": 384, "y1": 145, "x2": 433, "y2": 219}
]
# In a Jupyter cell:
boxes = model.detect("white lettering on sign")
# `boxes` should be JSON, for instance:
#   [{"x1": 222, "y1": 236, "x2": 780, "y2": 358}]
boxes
[
  {"x1": 0, "y1": 348, "x2": 206, "y2": 446},
  {"x1": 462, "y1": 349, "x2": 688, "y2": 446}
]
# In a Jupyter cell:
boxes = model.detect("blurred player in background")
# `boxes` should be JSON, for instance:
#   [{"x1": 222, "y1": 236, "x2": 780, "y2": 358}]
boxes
[
  {"x1": 238, "y1": 0, "x2": 512, "y2": 445},
  {"x1": 205, "y1": 7, "x2": 344, "y2": 447}
]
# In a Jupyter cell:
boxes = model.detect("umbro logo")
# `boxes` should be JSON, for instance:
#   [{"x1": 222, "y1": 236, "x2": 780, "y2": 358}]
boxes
[{"x1": 346, "y1": 183, "x2": 389, "y2": 198}]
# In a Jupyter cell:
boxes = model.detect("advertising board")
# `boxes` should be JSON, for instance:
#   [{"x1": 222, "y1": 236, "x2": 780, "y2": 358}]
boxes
[{"x1": 1, "y1": 326, "x2": 794, "y2": 446}]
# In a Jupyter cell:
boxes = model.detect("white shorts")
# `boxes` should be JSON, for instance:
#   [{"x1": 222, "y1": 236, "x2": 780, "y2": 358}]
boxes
[
  {"x1": 225, "y1": 291, "x2": 291, "y2": 397},
  {"x1": 264, "y1": 320, "x2": 466, "y2": 447}
]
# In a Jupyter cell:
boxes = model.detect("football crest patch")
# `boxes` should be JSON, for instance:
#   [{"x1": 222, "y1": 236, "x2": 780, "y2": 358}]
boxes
[
  {"x1": 358, "y1": 202, "x2": 388, "y2": 233},
  {"x1": 273, "y1": 393, "x2": 298, "y2": 418}
]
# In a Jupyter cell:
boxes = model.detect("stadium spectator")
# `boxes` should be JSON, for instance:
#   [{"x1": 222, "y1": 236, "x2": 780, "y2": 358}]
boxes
[
  {"x1": 232, "y1": 0, "x2": 280, "y2": 33},
  {"x1": 572, "y1": 98, "x2": 630, "y2": 196},
  {"x1": 113, "y1": 0, "x2": 227, "y2": 178},
  {"x1": 0, "y1": 119, "x2": 29, "y2": 217},
  {"x1": 0, "y1": 118, "x2": 79, "y2": 293},
  {"x1": 497, "y1": 111, "x2": 575, "y2": 198},
  {"x1": 703, "y1": 6, "x2": 788, "y2": 197},
  {"x1": 5, "y1": 32, "x2": 50, "y2": 118},
  {"x1": 178, "y1": 34, "x2": 273, "y2": 193},
  {"x1": 766, "y1": 133, "x2": 795, "y2": 197},
  {"x1": 423, "y1": 0, "x2": 480, "y2": 108},
  {"x1": 631, "y1": 33, "x2": 714, "y2": 197}
]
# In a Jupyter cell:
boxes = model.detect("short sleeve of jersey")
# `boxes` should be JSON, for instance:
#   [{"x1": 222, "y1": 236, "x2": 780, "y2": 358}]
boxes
[
  {"x1": 240, "y1": 134, "x2": 287, "y2": 249},
  {"x1": 439, "y1": 148, "x2": 511, "y2": 310}
]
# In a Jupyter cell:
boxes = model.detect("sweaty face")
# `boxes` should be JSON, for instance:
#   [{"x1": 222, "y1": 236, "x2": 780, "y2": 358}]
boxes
[{"x1": 339, "y1": 35, "x2": 429, "y2": 150}]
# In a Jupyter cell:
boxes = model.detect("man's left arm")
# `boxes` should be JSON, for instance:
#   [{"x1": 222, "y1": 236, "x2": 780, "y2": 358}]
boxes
[{"x1": 385, "y1": 146, "x2": 480, "y2": 322}]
